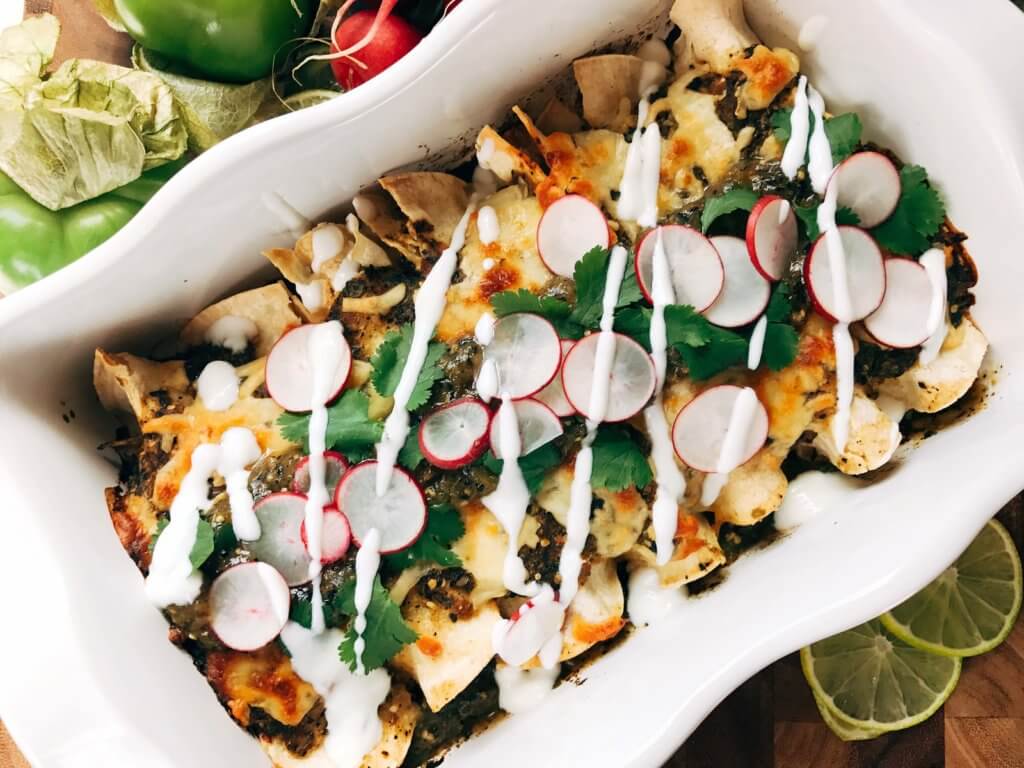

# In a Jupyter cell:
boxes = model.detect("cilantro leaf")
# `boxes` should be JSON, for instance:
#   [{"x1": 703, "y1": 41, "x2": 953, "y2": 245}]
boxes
[
  {"x1": 665, "y1": 305, "x2": 748, "y2": 380},
  {"x1": 765, "y1": 281, "x2": 792, "y2": 323},
  {"x1": 871, "y1": 164, "x2": 945, "y2": 256},
  {"x1": 490, "y1": 289, "x2": 582, "y2": 338},
  {"x1": 701, "y1": 186, "x2": 758, "y2": 233},
  {"x1": 569, "y1": 246, "x2": 614, "y2": 329},
  {"x1": 398, "y1": 426, "x2": 424, "y2": 470},
  {"x1": 762, "y1": 322, "x2": 799, "y2": 371},
  {"x1": 213, "y1": 521, "x2": 237, "y2": 554},
  {"x1": 794, "y1": 203, "x2": 859, "y2": 241},
  {"x1": 383, "y1": 505, "x2": 464, "y2": 571},
  {"x1": 370, "y1": 325, "x2": 447, "y2": 410},
  {"x1": 616, "y1": 267, "x2": 644, "y2": 309},
  {"x1": 613, "y1": 306, "x2": 652, "y2": 351},
  {"x1": 337, "y1": 576, "x2": 417, "y2": 672},
  {"x1": 590, "y1": 425, "x2": 653, "y2": 492},
  {"x1": 278, "y1": 389, "x2": 384, "y2": 458},
  {"x1": 771, "y1": 109, "x2": 863, "y2": 164},
  {"x1": 148, "y1": 517, "x2": 215, "y2": 569},
  {"x1": 481, "y1": 442, "x2": 562, "y2": 496}
]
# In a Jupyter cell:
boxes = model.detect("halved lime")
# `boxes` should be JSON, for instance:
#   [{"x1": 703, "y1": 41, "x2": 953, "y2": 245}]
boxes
[
  {"x1": 801, "y1": 619, "x2": 961, "y2": 732},
  {"x1": 880, "y1": 519, "x2": 1022, "y2": 657},
  {"x1": 811, "y1": 692, "x2": 884, "y2": 741}
]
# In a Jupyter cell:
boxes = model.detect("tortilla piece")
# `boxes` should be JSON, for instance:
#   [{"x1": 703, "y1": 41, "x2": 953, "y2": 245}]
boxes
[
  {"x1": 670, "y1": 0, "x2": 757, "y2": 72},
  {"x1": 264, "y1": 685, "x2": 418, "y2": 768},
  {"x1": 437, "y1": 184, "x2": 550, "y2": 342},
  {"x1": 813, "y1": 388, "x2": 901, "y2": 475},
  {"x1": 94, "y1": 349, "x2": 191, "y2": 425},
  {"x1": 556, "y1": 557, "x2": 626, "y2": 661},
  {"x1": 475, "y1": 125, "x2": 547, "y2": 187},
  {"x1": 535, "y1": 97, "x2": 584, "y2": 135},
  {"x1": 451, "y1": 501, "x2": 513, "y2": 606},
  {"x1": 179, "y1": 283, "x2": 302, "y2": 357},
  {"x1": 629, "y1": 512, "x2": 726, "y2": 588},
  {"x1": 877, "y1": 317, "x2": 987, "y2": 414},
  {"x1": 573, "y1": 54, "x2": 648, "y2": 132},
  {"x1": 394, "y1": 594, "x2": 501, "y2": 712},
  {"x1": 207, "y1": 644, "x2": 319, "y2": 728},
  {"x1": 105, "y1": 485, "x2": 160, "y2": 570}
]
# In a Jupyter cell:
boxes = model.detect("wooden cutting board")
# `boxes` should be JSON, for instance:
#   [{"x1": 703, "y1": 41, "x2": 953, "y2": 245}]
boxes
[{"x1": 3, "y1": 2, "x2": 1022, "y2": 766}]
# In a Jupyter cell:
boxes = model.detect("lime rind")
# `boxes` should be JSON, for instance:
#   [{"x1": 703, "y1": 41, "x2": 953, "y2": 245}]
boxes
[
  {"x1": 880, "y1": 519, "x2": 1022, "y2": 658},
  {"x1": 800, "y1": 620, "x2": 961, "y2": 733},
  {"x1": 811, "y1": 692, "x2": 884, "y2": 741}
]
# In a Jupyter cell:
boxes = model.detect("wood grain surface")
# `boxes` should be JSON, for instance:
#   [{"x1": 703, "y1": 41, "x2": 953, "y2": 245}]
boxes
[{"x1": 2, "y1": 2, "x2": 1022, "y2": 767}]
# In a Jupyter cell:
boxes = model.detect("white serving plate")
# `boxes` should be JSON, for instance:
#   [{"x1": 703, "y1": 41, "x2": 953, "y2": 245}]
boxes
[{"x1": 1, "y1": 0, "x2": 1023, "y2": 765}]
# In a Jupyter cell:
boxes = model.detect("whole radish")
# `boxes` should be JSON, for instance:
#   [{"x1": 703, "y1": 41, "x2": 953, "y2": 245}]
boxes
[{"x1": 330, "y1": 9, "x2": 424, "y2": 90}]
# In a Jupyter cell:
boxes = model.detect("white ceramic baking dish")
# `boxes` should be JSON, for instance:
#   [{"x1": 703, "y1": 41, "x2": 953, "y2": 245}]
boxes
[{"x1": 2, "y1": 0, "x2": 1023, "y2": 765}]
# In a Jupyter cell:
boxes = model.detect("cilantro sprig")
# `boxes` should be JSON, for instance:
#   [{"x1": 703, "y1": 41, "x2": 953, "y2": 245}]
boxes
[
  {"x1": 701, "y1": 186, "x2": 758, "y2": 233},
  {"x1": 337, "y1": 576, "x2": 417, "y2": 672},
  {"x1": 383, "y1": 504, "x2": 464, "y2": 571},
  {"x1": 482, "y1": 442, "x2": 562, "y2": 495},
  {"x1": 761, "y1": 283, "x2": 799, "y2": 371},
  {"x1": 794, "y1": 203, "x2": 859, "y2": 241},
  {"x1": 591, "y1": 425, "x2": 653, "y2": 492},
  {"x1": 871, "y1": 164, "x2": 945, "y2": 255},
  {"x1": 278, "y1": 389, "x2": 383, "y2": 461},
  {"x1": 149, "y1": 517, "x2": 215, "y2": 569},
  {"x1": 371, "y1": 325, "x2": 447, "y2": 411},
  {"x1": 771, "y1": 109, "x2": 863, "y2": 164}
]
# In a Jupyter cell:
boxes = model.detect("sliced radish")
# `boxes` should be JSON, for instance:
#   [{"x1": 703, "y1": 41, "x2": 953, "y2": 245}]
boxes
[
  {"x1": 265, "y1": 323, "x2": 351, "y2": 413},
  {"x1": 209, "y1": 562, "x2": 290, "y2": 652},
  {"x1": 292, "y1": 451, "x2": 349, "y2": 496},
  {"x1": 561, "y1": 332, "x2": 656, "y2": 422},
  {"x1": 826, "y1": 152, "x2": 901, "y2": 229},
  {"x1": 419, "y1": 397, "x2": 492, "y2": 470},
  {"x1": 536, "y1": 195, "x2": 611, "y2": 278},
  {"x1": 484, "y1": 313, "x2": 561, "y2": 399},
  {"x1": 863, "y1": 258, "x2": 934, "y2": 349},
  {"x1": 635, "y1": 225, "x2": 724, "y2": 312},
  {"x1": 533, "y1": 339, "x2": 576, "y2": 417},
  {"x1": 334, "y1": 461, "x2": 427, "y2": 554},
  {"x1": 703, "y1": 236, "x2": 772, "y2": 328},
  {"x1": 671, "y1": 385, "x2": 769, "y2": 473},
  {"x1": 489, "y1": 398, "x2": 564, "y2": 459},
  {"x1": 300, "y1": 505, "x2": 352, "y2": 565},
  {"x1": 804, "y1": 226, "x2": 887, "y2": 323},
  {"x1": 247, "y1": 492, "x2": 312, "y2": 586},
  {"x1": 496, "y1": 598, "x2": 566, "y2": 666},
  {"x1": 745, "y1": 194, "x2": 797, "y2": 281}
]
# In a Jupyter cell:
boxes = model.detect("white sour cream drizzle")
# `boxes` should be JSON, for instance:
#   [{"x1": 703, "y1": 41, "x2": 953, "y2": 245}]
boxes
[
  {"x1": 806, "y1": 84, "x2": 833, "y2": 195},
  {"x1": 280, "y1": 622, "x2": 390, "y2": 768},
  {"x1": 375, "y1": 200, "x2": 477, "y2": 495},
  {"x1": 483, "y1": 393, "x2": 540, "y2": 596},
  {"x1": 919, "y1": 248, "x2": 949, "y2": 364},
  {"x1": 474, "y1": 313, "x2": 499, "y2": 401},
  {"x1": 196, "y1": 360, "x2": 240, "y2": 412},
  {"x1": 219, "y1": 427, "x2": 262, "y2": 541},
  {"x1": 295, "y1": 280, "x2": 325, "y2": 312},
  {"x1": 146, "y1": 427, "x2": 261, "y2": 606},
  {"x1": 700, "y1": 387, "x2": 760, "y2": 506},
  {"x1": 747, "y1": 315, "x2": 768, "y2": 370},
  {"x1": 494, "y1": 664, "x2": 560, "y2": 715},
  {"x1": 303, "y1": 321, "x2": 348, "y2": 634},
  {"x1": 780, "y1": 76, "x2": 810, "y2": 179},
  {"x1": 352, "y1": 528, "x2": 382, "y2": 674},
  {"x1": 477, "y1": 205, "x2": 500, "y2": 244},
  {"x1": 643, "y1": 230, "x2": 688, "y2": 565},
  {"x1": 627, "y1": 568, "x2": 687, "y2": 626},
  {"x1": 558, "y1": 246, "x2": 628, "y2": 608},
  {"x1": 491, "y1": 585, "x2": 562, "y2": 668},
  {"x1": 205, "y1": 315, "x2": 258, "y2": 353},
  {"x1": 312, "y1": 224, "x2": 345, "y2": 272},
  {"x1": 617, "y1": 86, "x2": 664, "y2": 228}
]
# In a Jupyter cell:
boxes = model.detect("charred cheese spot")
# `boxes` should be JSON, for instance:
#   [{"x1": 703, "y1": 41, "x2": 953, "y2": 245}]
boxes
[
  {"x1": 206, "y1": 645, "x2": 318, "y2": 727},
  {"x1": 734, "y1": 46, "x2": 799, "y2": 112},
  {"x1": 570, "y1": 614, "x2": 626, "y2": 645},
  {"x1": 105, "y1": 486, "x2": 158, "y2": 571}
]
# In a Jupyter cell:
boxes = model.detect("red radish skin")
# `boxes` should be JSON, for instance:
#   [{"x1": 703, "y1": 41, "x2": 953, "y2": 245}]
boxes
[
  {"x1": 300, "y1": 505, "x2": 351, "y2": 565},
  {"x1": 671, "y1": 385, "x2": 769, "y2": 473},
  {"x1": 536, "y1": 195, "x2": 612, "y2": 278},
  {"x1": 804, "y1": 226, "x2": 887, "y2": 323},
  {"x1": 488, "y1": 397, "x2": 564, "y2": 459},
  {"x1": 635, "y1": 225, "x2": 724, "y2": 312},
  {"x1": 484, "y1": 313, "x2": 562, "y2": 400},
  {"x1": 561, "y1": 332, "x2": 656, "y2": 423},
  {"x1": 247, "y1": 492, "x2": 313, "y2": 586},
  {"x1": 265, "y1": 324, "x2": 351, "y2": 413},
  {"x1": 703, "y1": 236, "x2": 771, "y2": 328},
  {"x1": 826, "y1": 152, "x2": 901, "y2": 229},
  {"x1": 419, "y1": 397, "x2": 492, "y2": 470},
  {"x1": 745, "y1": 195, "x2": 798, "y2": 282},
  {"x1": 292, "y1": 452, "x2": 349, "y2": 495},
  {"x1": 334, "y1": 461, "x2": 426, "y2": 554},
  {"x1": 330, "y1": 9, "x2": 423, "y2": 90},
  {"x1": 209, "y1": 562, "x2": 291, "y2": 652},
  {"x1": 533, "y1": 339, "x2": 576, "y2": 417},
  {"x1": 863, "y1": 258, "x2": 934, "y2": 349}
]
